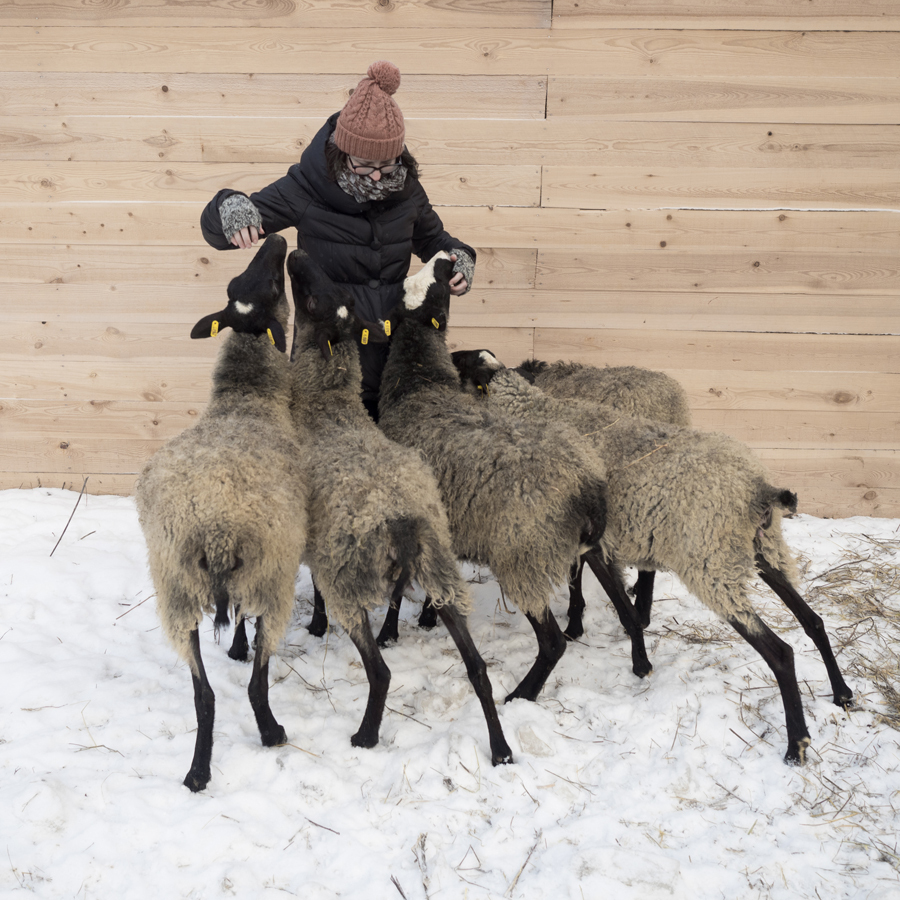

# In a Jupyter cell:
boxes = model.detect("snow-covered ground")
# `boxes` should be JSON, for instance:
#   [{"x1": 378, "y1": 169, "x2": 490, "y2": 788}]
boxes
[{"x1": 2, "y1": 487, "x2": 898, "y2": 899}]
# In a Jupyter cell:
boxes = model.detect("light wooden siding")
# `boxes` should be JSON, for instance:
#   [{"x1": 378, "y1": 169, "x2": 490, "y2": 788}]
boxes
[{"x1": 0, "y1": 0, "x2": 897, "y2": 518}]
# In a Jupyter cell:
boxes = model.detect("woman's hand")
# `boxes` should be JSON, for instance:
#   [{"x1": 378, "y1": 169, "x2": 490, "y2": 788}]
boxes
[
  {"x1": 230, "y1": 224, "x2": 265, "y2": 249},
  {"x1": 449, "y1": 253, "x2": 468, "y2": 295}
]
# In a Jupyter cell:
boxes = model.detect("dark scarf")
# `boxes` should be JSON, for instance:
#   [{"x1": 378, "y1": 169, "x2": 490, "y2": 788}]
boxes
[{"x1": 331, "y1": 136, "x2": 408, "y2": 203}]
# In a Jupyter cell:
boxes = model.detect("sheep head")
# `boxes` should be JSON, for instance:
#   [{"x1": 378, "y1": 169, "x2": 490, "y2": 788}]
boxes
[
  {"x1": 286, "y1": 249, "x2": 388, "y2": 361},
  {"x1": 191, "y1": 234, "x2": 289, "y2": 352},
  {"x1": 451, "y1": 349, "x2": 505, "y2": 396},
  {"x1": 385, "y1": 252, "x2": 454, "y2": 336}
]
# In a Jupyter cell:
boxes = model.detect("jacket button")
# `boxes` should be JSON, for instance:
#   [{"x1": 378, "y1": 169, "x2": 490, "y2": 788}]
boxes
[
  {"x1": 371, "y1": 240, "x2": 381, "y2": 250},
  {"x1": 368, "y1": 279, "x2": 380, "y2": 289}
]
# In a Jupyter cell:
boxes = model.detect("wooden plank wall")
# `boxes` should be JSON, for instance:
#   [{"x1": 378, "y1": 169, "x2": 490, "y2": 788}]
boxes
[{"x1": 1, "y1": 0, "x2": 898, "y2": 517}]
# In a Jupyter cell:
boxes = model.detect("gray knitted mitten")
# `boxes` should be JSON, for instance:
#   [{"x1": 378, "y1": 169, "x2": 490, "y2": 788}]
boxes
[
  {"x1": 219, "y1": 193, "x2": 262, "y2": 241},
  {"x1": 450, "y1": 248, "x2": 475, "y2": 294}
]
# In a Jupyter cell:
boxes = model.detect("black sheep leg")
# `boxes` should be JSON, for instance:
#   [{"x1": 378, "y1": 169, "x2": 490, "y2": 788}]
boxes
[
  {"x1": 247, "y1": 615, "x2": 287, "y2": 748},
  {"x1": 418, "y1": 594, "x2": 438, "y2": 629},
  {"x1": 633, "y1": 570, "x2": 656, "y2": 630},
  {"x1": 184, "y1": 629, "x2": 215, "y2": 792},
  {"x1": 756, "y1": 554, "x2": 853, "y2": 708},
  {"x1": 307, "y1": 581, "x2": 328, "y2": 637},
  {"x1": 378, "y1": 594, "x2": 437, "y2": 646},
  {"x1": 376, "y1": 597, "x2": 402, "y2": 646},
  {"x1": 347, "y1": 613, "x2": 391, "y2": 748},
  {"x1": 436, "y1": 603, "x2": 514, "y2": 766},
  {"x1": 505, "y1": 607, "x2": 567, "y2": 703},
  {"x1": 227, "y1": 608, "x2": 250, "y2": 661},
  {"x1": 583, "y1": 550, "x2": 652, "y2": 678},
  {"x1": 564, "y1": 558, "x2": 586, "y2": 640},
  {"x1": 727, "y1": 610, "x2": 811, "y2": 765}
]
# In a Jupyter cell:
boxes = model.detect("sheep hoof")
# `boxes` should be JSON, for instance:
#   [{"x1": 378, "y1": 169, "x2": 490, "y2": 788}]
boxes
[
  {"x1": 376, "y1": 625, "x2": 399, "y2": 647},
  {"x1": 504, "y1": 686, "x2": 537, "y2": 704},
  {"x1": 633, "y1": 659, "x2": 652, "y2": 679},
  {"x1": 563, "y1": 622, "x2": 584, "y2": 641},
  {"x1": 307, "y1": 616, "x2": 328, "y2": 638},
  {"x1": 262, "y1": 725, "x2": 287, "y2": 747},
  {"x1": 183, "y1": 768, "x2": 210, "y2": 793},
  {"x1": 351, "y1": 729, "x2": 379, "y2": 749},
  {"x1": 418, "y1": 606, "x2": 438, "y2": 630},
  {"x1": 784, "y1": 736, "x2": 811, "y2": 766},
  {"x1": 227, "y1": 644, "x2": 249, "y2": 663},
  {"x1": 834, "y1": 688, "x2": 854, "y2": 709},
  {"x1": 492, "y1": 751, "x2": 514, "y2": 767}
]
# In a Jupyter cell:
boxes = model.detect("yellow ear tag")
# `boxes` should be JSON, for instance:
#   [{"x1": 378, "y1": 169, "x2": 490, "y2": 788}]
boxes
[
  {"x1": 328, "y1": 340, "x2": 333, "y2": 356},
  {"x1": 432, "y1": 317, "x2": 440, "y2": 330},
  {"x1": 210, "y1": 320, "x2": 219, "y2": 337},
  {"x1": 267, "y1": 328, "x2": 275, "y2": 345},
  {"x1": 361, "y1": 329, "x2": 369, "y2": 346},
  {"x1": 384, "y1": 320, "x2": 391, "y2": 337}
]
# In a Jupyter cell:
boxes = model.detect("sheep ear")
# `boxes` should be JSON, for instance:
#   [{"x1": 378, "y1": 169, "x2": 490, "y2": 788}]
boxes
[
  {"x1": 316, "y1": 330, "x2": 334, "y2": 361},
  {"x1": 264, "y1": 319, "x2": 287, "y2": 353},
  {"x1": 191, "y1": 309, "x2": 230, "y2": 340},
  {"x1": 380, "y1": 303, "x2": 406, "y2": 338},
  {"x1": 433, "y1": 258, "x2": 455, "y2": 283},
  {"x1": 356, "y1": 317, "x2": 390, "y2": 345}
]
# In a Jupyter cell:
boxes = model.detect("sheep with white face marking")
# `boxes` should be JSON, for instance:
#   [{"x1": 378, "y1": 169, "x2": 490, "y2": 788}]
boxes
[
  {"x1": 283, "y1": 249, "x2": 513, "y2": 765},
  {"x1": 469, "y1": 362, "x2": 853, "y2": 764},
  {"x1": 135, "y1": 235, "x2": 307, "y2": 792},
  {"x1": 376, "y1": 253, "x2": 651, "y2": 704},
  {"x1": 453, "y1": 350, "x2": 692, "y2": 636}
]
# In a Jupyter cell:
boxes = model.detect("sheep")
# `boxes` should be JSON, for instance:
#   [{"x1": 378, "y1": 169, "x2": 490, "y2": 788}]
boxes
[
  {"x1": 452, "y1": 350, "x2": 692, "y2": 637},
  {"x1": 376, "y1": 252, "x2": 651, "y2": 704},
  {"x1": 464, "y1": 360, "x2": 853, "y2": 764},
  {"x1": 135, "y1": 235, "x2": 308, "y2": 792},
  {"x1": 282, "y1": 248, "x2": 513, "y2": 765}
]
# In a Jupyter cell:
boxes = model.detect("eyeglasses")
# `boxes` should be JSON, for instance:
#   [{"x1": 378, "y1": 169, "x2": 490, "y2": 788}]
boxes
[{"x1": 348, "y1": 157, "x2": 401, "y2": 176}]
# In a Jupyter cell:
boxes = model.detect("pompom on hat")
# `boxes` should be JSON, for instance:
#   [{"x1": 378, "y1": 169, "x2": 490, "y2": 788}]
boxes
[{"x1": 334, "y1": 61, "x2": 405, "y2": 161}]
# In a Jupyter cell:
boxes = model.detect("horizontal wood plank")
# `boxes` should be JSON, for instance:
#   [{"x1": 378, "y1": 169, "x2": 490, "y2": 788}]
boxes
[
  {"x1": 533, "y1": 329, "x2": 900, "y2": 374},
  {"x1": 451, "y1": 289, "x2": 898, "y2": 334},
  {"x1": 0, "y1": 161, "x2": 540, "y2": 207},
  {"x1": 3, "y1": 204, "x2": 897, "y2": 254},
  {"x1": 7, "y1": 282, "x2": 894, "y2": 335},
  {"x1": 0, "y1": 245, "x2": 536, "y2": 288},
  {"x1": 552, "y1": 0, "x2": 900, "y2": 30},
  {"x1": 5, "y1": 119, "x2": 900, "y2": 169},
  {"x1": 3, "y1": 29, "x2": 899, "y2": 78},
  {"x1": 0, "y1": 0, "x2": 552, "y2": 29},
  {"x1": 687, "y1": 408, "x2": 900, "y2": 451},
  {"x1": 1, "y1": 357, "x2": 216, "y2": 403},
  {"x1": 548, "y1": 76, "x2": 900, "y2": 125},
  {"x1": 0, "y1": 393, "x2": 890, "y2": 455},
  {"x1": 4, "y1": 457, "x2": 897, "y2": 517},
  {"x1": 0, "y1": 72, "x2": 548, "y2": 119},
  {"x1": 673, "y1": 372, "x2": 900, "y2": 415},
  {"x1": 542, "y1": 166, "x2": 900, "y2": 211},
  {"x1": 8, "y1": 355, "x2": 900, "y2": 414},
  {"x1": 0, "y1": 473, "x2": 140, "y2": 494},
  {"x1": 1, "y1": 424, "x2": 896, "y2": 516},
  {"x1": 756, "y1": 450, "x2": 900, "y2": 518},
  {"x1": 536, "y1": 248, "x2": 900, "y2": 295},
  {"x1": 0, "y1": 318, "x2": 536, "y2": 361}
]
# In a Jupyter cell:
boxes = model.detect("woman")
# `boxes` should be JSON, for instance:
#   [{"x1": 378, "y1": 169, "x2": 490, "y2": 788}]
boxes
[{"x1": 200, "y1": 61, "x2": 475, "y2": 420}]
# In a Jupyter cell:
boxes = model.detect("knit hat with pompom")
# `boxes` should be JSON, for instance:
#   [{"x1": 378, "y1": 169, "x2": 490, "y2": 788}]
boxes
[{"x1": 334, "y1": 61, "x2": 405, "y2": 161}]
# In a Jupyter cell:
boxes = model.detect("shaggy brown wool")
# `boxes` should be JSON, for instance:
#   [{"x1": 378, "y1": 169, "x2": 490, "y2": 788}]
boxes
[
  {"x1": 136, "y1": 328, "x2": 307, "y2": 666},
  {"x1": 290, "y1": 321, "x2": 471, "y2": 628},
  {"x1": 522, "y1": 359, "x2": 692, "y2": 428},
  {"x1": 486, "y1": 368, "x2": 795, "y2": 630}
]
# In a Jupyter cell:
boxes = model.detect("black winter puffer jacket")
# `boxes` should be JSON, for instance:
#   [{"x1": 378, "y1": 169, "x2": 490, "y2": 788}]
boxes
[{"x1": 200, "y1": 112, "x2": 475, "y2": 417}]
